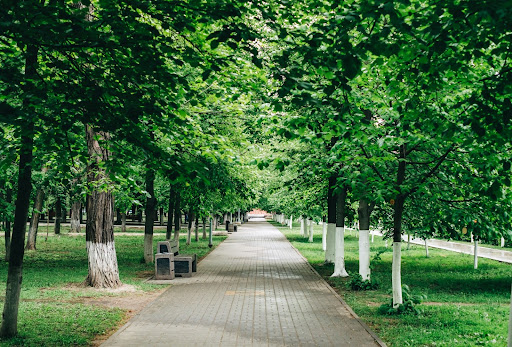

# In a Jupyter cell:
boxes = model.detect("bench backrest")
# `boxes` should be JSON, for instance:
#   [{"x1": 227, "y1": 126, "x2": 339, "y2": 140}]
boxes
[{"x1": 157, "y1": 240, "x2": 179, "y2": 255}]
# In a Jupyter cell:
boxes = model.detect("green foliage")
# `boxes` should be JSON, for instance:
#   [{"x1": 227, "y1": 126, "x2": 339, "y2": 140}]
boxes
[
  {"x1": 347, "y1": 272, "x2": 379, "y2": 291},
  {"x1": 378, "y1": 285, "x2": 427, "y2": 316}
]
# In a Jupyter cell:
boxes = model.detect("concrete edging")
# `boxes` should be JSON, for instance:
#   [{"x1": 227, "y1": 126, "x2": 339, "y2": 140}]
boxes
[{"x1": 273, "y1": 224, "x2": 387, "y2": 347}]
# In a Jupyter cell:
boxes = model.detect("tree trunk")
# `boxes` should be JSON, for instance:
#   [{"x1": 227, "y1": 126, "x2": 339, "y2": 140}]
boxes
[
  {"x1": 508, "y1": 284, "x2": 512, "y2": 347},
  {"x1": 61, "y1": 201, "x2": 66, "y2": 223},
  {"x1": 332, "y1": 187, "x2": 348, "y2": 277},
  {"x1": 325, "y1": 176, "x2": 336, "y2": 264},
  {"x1": 1, "y1": 43, "x2": 37, "y2": 338},
  {"x1": 392, "y1": 144, "x2": 407, "y2": 308},
  {"x1": 26, "y1": 176, "x2": 46, "y2": 250},
  {"x1": 392, "y1": 195, "x2": 405, "y2": 308},
  {"x1": 194, "y1": 213, "x2": 199, "y2": 242},
  {"x1": 173, "y1": 192, "x2": 181, "y2": 246},
  {"x1": 300, "y1": 217, "x2": 305, "y2": 236},
  {"x1": 358, "y1": 198, "x2": 372, "y2": 281},
  {"x1": 84, "y1": 125, "x2": 121, "y2": 288},
  {"x1": 202, "y1": 217, "x2": 207, "y2": 239},
  {"x1": 54, "y1": 197, "x2": 62, "y2": 235},
  {"x1": 121, "y1": 212, "x2": 127, "y2": 232},
  {"x1": 166, "y1": 185, "x2": 175, "y2": 240},
  {"x1": 115, "y1": 209, "x2": 122, "y2": 225},
  {"x1": 425, "y1": 239, "x2": 429, "y2": 258},
  {"x1": 4, "y1": 187, "x2": 12, "y2": 262},
  {"x1": 322, "y1": 215, "x2": 327, "y2": 251},
  {"x1": 208, "y1": 217, "x2": 213, "y2": 248},
  {"x1": 144, "y1": 167, "x2": 156, "y2": 264},
  {"x1": 308, "y1": 218, "x2": 314, "y2": 243},
  {"x1": 474, "y1": 239, "x2": 478, "y2": 269},
  {"x1": 289, "y1": 215, "x2": 293, "y2": 229},
  {"x1": 70, "y1": 201, "x2": 81, "y2": 233},
  {"x1": 187, "y1": 208, "x2": 194, "y2": 245}
]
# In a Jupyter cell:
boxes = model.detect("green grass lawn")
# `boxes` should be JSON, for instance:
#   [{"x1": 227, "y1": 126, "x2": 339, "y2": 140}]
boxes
[
  {"x1": 272, "y1": 221, "x2": 510, "y2": 347},
  {"x1": 0, "y1": 228, "x2": 226, "y2": 346}
]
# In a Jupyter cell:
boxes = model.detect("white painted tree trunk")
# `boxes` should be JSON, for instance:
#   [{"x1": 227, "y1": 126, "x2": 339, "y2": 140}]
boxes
[
  {"x1": 300, "y1": 218, "x2": 305, "y2": 237},
  {"x1": 371, "y1": 230, "x2": 375, "y2": 243},
  {"x1": 187, "y1": 221, "x2": 194, "y2": 245},
  {"x1": 322, "y1": 222, "x2": 327, "y2": 251},
  {"x1": 392, "y1": 242, "x2": 403, "y2": 308},
  {"x1": 308, "y1": 219, "x2": 314, "y2": 242},
  {"x1": 385, "y1": 239, "x2": 388, "y2": 248},
  {"x1": 144, "y1": 234, "x2": 153, "y2": 263},
  {"x1": 425, "y1": 239, "x2": 429, "y2": 258},
  {"x1": 331, "y1": 227, "x2": 348, "y2": 277},
  {"x1": 407, "y1": 233, "x2": 411, "y2": 250},
  {"x1": 86, "y1": 241, "x2": 121, "y2": 288},
  {"x1": 325, "y1": 223, "x2": 336, "y2": 263},
  {"x1": 508, "y1": 284, "x2": 512, "y2": 347},
  {"x1": 474, "y1": 240, "x2": 478, "y2": 269},
  {"x1": 359, "y1": 230, "x2": 370, "y2": 281},
  {"x1": 289, "y1": 215, "x2": 293, "y2": 229},
  {"x1": 502, "y1": 237, "x2": 505, "y2": 248}
]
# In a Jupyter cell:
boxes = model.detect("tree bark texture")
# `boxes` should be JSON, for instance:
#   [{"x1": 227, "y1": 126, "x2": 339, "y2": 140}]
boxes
[
  {"x1": 1, "y1": 43, "x2": 37, "y2": 338},
  {"x1": 54, "y1": 197, "x2": 62, "y2": 235},
  {"x1": 194, "y1": 213, "x2": 199, "y2": 242},
  {"x1": 121, "y1": 212, "x2": 127, "y2": 232},
  {"x1": 202, "y1": 217, "x2": 207, "y2": 239},
  {"x1": 144, "y1": 168, "x2": 156, "y2": 263},
  {"x1": 4, "y1": 187, "x2": 12, "y2": 262},
  {"x1": 84, "y1": 125, "x2": 121, "y2": 288},
  {"x1": 70, "y1": 201, "x2": 81, "y2": 233},
  {"x1": 173, "y1": 192, "x2": 181, "y2": 246},
  {"x1": 187, "y1": 208, "x2": 194, "y2": 245},
  {"x1": 166, "y1": 186, "x2": 175, "y2": 240},
  {"x1": 25, "y1": 179, "x2": 46, "y2": 250}
]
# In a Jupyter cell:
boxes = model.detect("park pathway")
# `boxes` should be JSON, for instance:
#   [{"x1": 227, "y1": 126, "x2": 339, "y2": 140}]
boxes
[
  {"x1": 403, "y1": 235, "x2": 512, "y2": 264},
  {"x1": 102, "y1": 219, "x2": 384, "y2": 347}
]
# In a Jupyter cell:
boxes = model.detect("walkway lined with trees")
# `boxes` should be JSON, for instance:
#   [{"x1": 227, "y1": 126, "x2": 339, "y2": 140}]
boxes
[
  {"x1": 1, "y1": 1, "x2": 511, "y2": 345},
  {"x1": 103, "y1": 219, "x2": 383, "y2": 347}
]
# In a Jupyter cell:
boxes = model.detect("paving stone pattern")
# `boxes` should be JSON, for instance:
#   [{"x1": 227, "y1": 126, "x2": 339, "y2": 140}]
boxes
[{"x1": 103, "y1": 219, "x2": 383, "y2": 347}]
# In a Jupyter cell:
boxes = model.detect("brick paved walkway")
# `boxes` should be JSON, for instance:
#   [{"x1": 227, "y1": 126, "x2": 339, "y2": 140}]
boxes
[{"x1": 102, "y1": 219, "x2": 384, "y2": 347}]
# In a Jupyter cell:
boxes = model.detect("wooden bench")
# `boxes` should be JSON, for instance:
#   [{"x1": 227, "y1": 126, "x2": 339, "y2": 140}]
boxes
[{"x1": 157, "y1": 240, "x2": 197, "y2": 277}]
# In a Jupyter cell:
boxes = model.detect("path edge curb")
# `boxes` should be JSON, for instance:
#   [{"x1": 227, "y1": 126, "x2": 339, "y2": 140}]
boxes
[{"x1": 275, "y1": 225, "x2": 387, "y2": 347}]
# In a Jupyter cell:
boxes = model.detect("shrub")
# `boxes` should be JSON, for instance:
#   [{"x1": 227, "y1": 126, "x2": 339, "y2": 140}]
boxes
[
  {"x1": 347, "y1": 273, "x2": 379, "y2": 291},
  {"x1": 378, "y1": 284, "x2": 426, "y2": 315}
]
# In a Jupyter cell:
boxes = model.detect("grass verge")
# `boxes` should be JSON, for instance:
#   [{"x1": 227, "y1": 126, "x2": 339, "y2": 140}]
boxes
[
  {"x1": 0, "y1": 227, "x2": 226, "y2": 346},
  {"x1": 272, "y1": 221, "x2": 509, "y2": 347}
]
